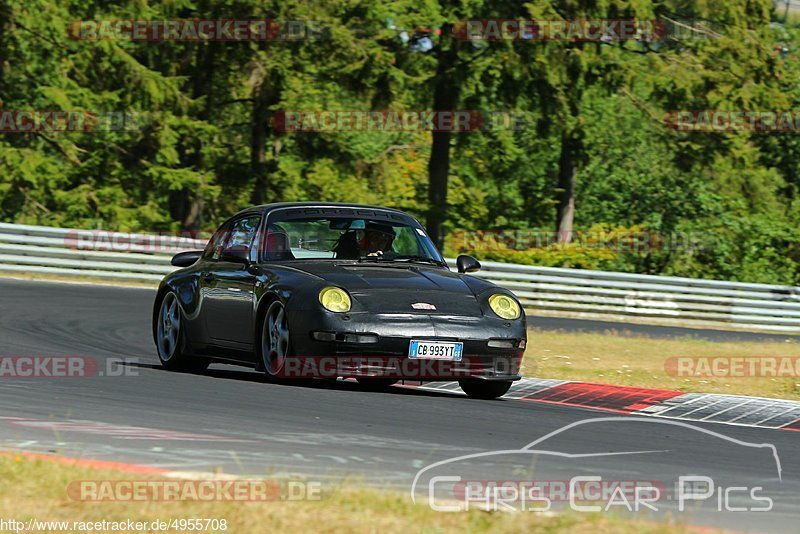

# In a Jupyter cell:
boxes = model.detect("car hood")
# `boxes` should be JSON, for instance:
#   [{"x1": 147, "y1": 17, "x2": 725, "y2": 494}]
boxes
[{"x1": 289, "y1": 261, "x2": 484, "y2": 316}]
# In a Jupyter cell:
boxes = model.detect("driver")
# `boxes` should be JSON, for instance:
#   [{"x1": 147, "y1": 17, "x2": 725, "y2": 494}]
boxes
[{"x1": 360, "y1": 222, "x2": 396, "y2": 257}]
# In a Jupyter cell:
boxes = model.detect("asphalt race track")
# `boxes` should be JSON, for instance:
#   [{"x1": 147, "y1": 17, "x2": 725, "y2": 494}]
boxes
[{"x1": 0, "y1": 278, "x2": 798, "y2": 532}]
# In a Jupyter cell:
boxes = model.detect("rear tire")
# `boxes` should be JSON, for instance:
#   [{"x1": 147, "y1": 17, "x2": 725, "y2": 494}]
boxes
[
  {"x1": 458, "y1": 380, "x2": 512, "y2": 400},
  {"x1": 155, "y1": 291, "x2": 209, "y2": 373}
]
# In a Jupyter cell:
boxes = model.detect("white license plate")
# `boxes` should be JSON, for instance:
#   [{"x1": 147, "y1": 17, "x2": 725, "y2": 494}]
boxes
[{"x1": 408, "y1": 340, "x2": 463, "y2": 361}]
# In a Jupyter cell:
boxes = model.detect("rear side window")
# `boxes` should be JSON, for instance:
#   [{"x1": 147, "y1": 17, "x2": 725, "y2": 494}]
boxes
[
  {"x1": 224, "y1": 216, "x2": 262, "y2": 252},
  {"x1": 204, "y1": 222, "x2": 231, "y2": 261}
]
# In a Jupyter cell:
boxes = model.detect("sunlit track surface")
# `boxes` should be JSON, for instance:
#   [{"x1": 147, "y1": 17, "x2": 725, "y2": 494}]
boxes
[
  {"x1": 414, "y1": 380, "x2": 800, "y2": 430},
  {"x1": 0, "y1": 278, "x2": 798, "y2": 532}
]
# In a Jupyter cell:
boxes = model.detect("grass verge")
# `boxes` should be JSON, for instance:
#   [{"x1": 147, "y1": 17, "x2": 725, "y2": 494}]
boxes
[
  {"x1": 0, "y1": 454, "x2": 696, "y2": 533},
  {"x1": 0, "y1": 271, "x2": 157, "y2": 288},
  {"x1": 523, "y1": 328, "x2": 800, "y2": 401}
]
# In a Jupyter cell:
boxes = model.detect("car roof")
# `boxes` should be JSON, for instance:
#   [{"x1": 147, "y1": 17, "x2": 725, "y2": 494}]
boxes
[{"x1": 235, "y1": 202, "x2": 415, "y2": 218}]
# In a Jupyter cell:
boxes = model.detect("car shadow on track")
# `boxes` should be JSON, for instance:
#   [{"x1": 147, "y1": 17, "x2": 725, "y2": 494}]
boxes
[{"x1": 120, "y1": 360, "x2": 469, "y2": 400}]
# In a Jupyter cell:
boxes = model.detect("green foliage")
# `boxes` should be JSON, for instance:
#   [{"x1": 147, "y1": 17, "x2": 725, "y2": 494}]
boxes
[
  {"x1": 1, "y1": 0, "x2": 799, "y2": 283},
  {"x1": 457, "y1": 248, "x2": 621, "y2": 271}
]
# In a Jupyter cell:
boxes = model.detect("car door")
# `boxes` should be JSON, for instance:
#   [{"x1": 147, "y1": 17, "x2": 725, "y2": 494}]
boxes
[{"x1": 201, "y1": 214, "x2": 262, "y2": 351}]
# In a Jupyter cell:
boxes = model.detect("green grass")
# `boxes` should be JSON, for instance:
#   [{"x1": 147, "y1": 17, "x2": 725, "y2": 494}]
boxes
[
  {"x1": 523, "y1": 328, "x2": 800, "y2": 400},
  {"x1": 0, "y1": 454, "x2": 696, "y2": 533}
]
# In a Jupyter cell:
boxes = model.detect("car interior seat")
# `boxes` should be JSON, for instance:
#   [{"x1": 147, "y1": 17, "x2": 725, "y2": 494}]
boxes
[
  {"x1": 264, "y1": 230, "x2": 295, "y2": 261},
  {"x1": 332, "y1": 231, "x2": 361, "y2": 259}
]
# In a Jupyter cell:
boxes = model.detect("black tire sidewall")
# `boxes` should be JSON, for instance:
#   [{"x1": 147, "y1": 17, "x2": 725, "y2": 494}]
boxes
[
  {"x1": 458, "y1": 379, "x2": 512, "y2": 400},
  {"x1": 156, "y1": 292, "x2": 207, "y2": 373}
]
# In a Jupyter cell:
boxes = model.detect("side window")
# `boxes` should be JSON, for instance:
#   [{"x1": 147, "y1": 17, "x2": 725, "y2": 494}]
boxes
[
  {"x1": 222, "y1": 216, "x2": 261, "y2": 255},
  {"x1": 204, "y1": 222, "x2": 231, "y2": 261}
]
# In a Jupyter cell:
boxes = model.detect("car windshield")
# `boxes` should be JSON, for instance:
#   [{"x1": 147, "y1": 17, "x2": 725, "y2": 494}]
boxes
[{"x1": 260, "y1": 216, "x2": 444, "y2": 264}]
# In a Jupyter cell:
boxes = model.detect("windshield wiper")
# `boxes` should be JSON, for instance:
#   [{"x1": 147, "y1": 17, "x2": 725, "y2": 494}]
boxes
[
  {"x1": 360, "y1": 254, "x2": 446, "y2": 266},
  {"x1": 394, "y1": 255, "x2": 446, "y2": 266}
]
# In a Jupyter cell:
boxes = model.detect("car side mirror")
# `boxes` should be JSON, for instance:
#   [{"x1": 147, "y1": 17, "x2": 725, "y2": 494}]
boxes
[
  {"x1": 171, "y1": 250, "x2": 203, "y2": 267},
  {"x1": 220, "y1": 245, "x2": 251, "y2": 265},
  {"x1": 456, "y1": 254, "x2": 481, "y2": 274}
]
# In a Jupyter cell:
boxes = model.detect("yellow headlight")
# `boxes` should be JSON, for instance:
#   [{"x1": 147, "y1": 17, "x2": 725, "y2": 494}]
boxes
[
  {"x1": 488, "y1": 294, "x2": 521, "y2": 320},
  {"x1": 319, "y1": 287, "x2": 352, "y2": 313}
]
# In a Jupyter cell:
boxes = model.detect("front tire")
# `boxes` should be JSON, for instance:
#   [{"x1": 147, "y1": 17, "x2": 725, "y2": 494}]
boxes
[
  {"x1": 156, "y1": 291, "x2": 209, "y2": 372},
  {"x1": 459, "y1": 379, "x2": 512, "y2": 400},
  {"x1": 260, "y1": 300, "x2": 292, "y2": 379}
]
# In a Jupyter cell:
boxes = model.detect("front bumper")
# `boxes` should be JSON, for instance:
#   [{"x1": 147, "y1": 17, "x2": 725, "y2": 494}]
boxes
[{"x1": 286, "y1": 309, "x2": 526, "y2": 381}]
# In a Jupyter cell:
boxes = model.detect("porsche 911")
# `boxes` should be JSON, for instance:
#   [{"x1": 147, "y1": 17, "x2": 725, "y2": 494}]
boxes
[{"x1": 152, "y1": 202, "x2": 527, "y2": 399}]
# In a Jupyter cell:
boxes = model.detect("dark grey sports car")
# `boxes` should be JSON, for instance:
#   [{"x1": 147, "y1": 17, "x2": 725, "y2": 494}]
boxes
[{"x1": 152, "y1": 202, "x2": 527, "y2": 399}]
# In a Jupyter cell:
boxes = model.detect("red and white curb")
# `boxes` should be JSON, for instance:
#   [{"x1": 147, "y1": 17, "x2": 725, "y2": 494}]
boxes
[
  {"x1": 0, "y1": 450, "x2": 170, "y2": 475},
  {"x1": 414, "y1": 378, "x2": 800, "y2": 431}
]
